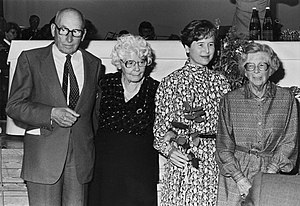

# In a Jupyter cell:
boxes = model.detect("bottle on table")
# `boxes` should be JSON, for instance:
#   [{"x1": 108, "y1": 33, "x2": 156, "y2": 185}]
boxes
[
  {"x1": 262, "y1": 6, "x2": 273, "y2": 41},
  {"x1": 273, "y1": 19, "x2": 282, "y2": 41},
  {"x1": 249, "y1": 7, "x2": 261, "y2": 40}
]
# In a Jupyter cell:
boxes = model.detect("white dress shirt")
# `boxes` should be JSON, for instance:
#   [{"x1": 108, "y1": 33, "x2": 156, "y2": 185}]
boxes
[
  {"x1": 26, "y1": 44, "x2": 85, "y2": 135},
  {"x1": 52, "y1": 44, "x2": 85, "y2": 102}
]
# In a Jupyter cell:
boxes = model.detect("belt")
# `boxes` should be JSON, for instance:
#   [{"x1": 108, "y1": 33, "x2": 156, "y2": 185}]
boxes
[
  {"x1": 235, "y1": 145, "x2": 273, "y2": 158},
  {"x1": 198, "y1": 134, "x2": 216, "y2": 139},
  {"x1": 168, "y1": 128, "x2": 216, "y2": 139}
]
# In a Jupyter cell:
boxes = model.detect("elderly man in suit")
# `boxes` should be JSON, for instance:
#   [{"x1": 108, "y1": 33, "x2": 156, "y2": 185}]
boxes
[{"x1": 6, "y1": 8, "x2": 101, "y2": 206}]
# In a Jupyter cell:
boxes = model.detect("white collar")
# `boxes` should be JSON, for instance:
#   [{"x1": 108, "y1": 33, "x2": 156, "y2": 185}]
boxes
[
  {"x1": 52, "y1": 44, "x2": 82, "y2": 61},
  {"x1": 3, "y1": 38, "x2": 10, "y2": 46}
]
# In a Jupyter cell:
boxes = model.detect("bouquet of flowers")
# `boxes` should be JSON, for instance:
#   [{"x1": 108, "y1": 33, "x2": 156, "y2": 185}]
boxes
[
  {"x1": 166, "y1": 101, "x2": 207, "y2": 169},
  {"x1": 212, "y1": 27, "x2": 300, "y2": 96},
  {"x1": 281, "y1": 29, "x2": 300, "y2": 41},
  {"x1": 212, "y1": 27, "x2": 250, "y2": 90}
]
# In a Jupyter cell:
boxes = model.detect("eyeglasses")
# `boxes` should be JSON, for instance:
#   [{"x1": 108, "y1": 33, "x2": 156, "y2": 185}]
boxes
[
  {"x1": 54, "y1": 23, "x2": 84, "y2": 38},
  {"x1": 120, "y1": 59, "x2": 148, "y2": 68},
  {"x1": 244, "y1": 62, "x2": 270, "y2": 72}
]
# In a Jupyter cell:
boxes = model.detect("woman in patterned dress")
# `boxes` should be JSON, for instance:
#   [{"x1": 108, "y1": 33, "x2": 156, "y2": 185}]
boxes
[
  {"x1": 153, "y1": 20, "x2": 230, "y2": 205},
  {"x1": 215, "y1": 42, "x2": 298, "y2": 206},
  {"x1": 88, "y1": 34, "x2": 159, "y2": 206}
]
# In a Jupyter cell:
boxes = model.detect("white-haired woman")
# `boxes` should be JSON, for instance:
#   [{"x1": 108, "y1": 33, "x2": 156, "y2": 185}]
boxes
[
  {"x1": 88, "y1": 34, "x2": 159, "y2": 206},
  {"x1": 216, "y1": 42, "x2": 298, "y2": 205}
]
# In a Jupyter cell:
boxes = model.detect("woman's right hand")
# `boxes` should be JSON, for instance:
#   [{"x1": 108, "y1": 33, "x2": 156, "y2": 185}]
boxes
[
  {"x1": 237, "y1": 177, "x2": 252, "y2": 199},
  {"x1": 168, "y1": 148, "x2": 189, "y2": 168}
]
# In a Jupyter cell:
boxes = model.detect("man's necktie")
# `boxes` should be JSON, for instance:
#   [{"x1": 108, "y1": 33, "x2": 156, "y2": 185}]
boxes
[{"x1": 62, "y1": 54, "x2": 79, "y2": 110}]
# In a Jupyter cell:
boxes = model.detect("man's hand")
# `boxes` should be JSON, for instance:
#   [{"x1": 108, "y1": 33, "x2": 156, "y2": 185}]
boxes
[{"x1": 51, "y1": 107, "x2": 80, "y2": 127}]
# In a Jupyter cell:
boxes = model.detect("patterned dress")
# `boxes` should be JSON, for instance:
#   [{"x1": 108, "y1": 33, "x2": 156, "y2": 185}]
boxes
[
  {"x1": 216, "y1": 82, "x2": 298, "y2": 206},
  {"x1": 88, "y1": 72, "x2": 159, "y2": 206},
  {"x1": 153, "y1": 60, "x2": 230, "y2": 206}
]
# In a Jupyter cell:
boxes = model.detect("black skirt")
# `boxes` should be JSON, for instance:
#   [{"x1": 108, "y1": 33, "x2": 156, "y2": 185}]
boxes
[{"x1": 88, "y1": 129, "x2": 158, "y2": 206}]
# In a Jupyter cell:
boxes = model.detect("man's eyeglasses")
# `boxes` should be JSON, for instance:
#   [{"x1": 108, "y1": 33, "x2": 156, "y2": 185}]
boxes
[
  {"x1": 244, "y1": 62, "x2": 270, "y2": 72},
  {"x1": 121, "y1": 59, "x2": 149, "y2": 68},
  {"x1": 54, "y1": 23, "x2": 84, "y2": 38}
]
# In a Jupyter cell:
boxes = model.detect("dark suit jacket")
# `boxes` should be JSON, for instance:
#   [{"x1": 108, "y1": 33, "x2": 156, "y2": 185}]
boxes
[
  {"x1": 0, "y1": 39, "x2": 9, "y2": 71},
  {"x1": 21, "y1": 28, "x2": 40, "y2": 40},
  {"x1": 6, "y1": 43, "x2": 101, "y2": 184}
]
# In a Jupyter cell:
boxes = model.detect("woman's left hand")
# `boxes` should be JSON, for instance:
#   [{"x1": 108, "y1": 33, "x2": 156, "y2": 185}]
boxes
[
  {"x1": 266, "y1": 168, "x2": 277, "y2": 174},
  {"x1": 168, "y1": 148, "x2": 189, "y2": 168}
]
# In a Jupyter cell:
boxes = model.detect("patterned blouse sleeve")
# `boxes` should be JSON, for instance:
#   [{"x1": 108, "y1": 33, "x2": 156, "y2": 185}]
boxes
[
  {"x1": 215, "y1": 95, "x2": 245, "y2": 182},
  {"x1": 153, "y1": 75, "x2": 178, "y2": 157},
  {"x1": 267, "y1": 93, "x2": 299, "y2": 173}
]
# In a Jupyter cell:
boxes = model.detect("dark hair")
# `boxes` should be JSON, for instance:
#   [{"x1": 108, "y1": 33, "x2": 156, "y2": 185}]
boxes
[
  {"x1": 138, "y1": 21, "x2": 154, "y2": 34},
  {"x1": 49, "y1": 16, "x2": 56, "y2": 24},
  {"x1": 0, "y1": 16, "x2": 6, "y2": 38},
  {"x1": 180, "y1": 19, "x2": 217, "y2": 47},
  {"x1": 6, "y1": 22, "x2": 18, "y2": 32},
  {"x1": 5, "y1": 22, "x2": 21, "y2": 39},
  {"x1": 29, "y1": 15, "x2": 40, "y2": 22},
  {"x1": 85, "y1": 19, "x2": 98, "y2": 40},
  {"x1": 118, "y1": 30, "x2": 129, "y2": 37}
]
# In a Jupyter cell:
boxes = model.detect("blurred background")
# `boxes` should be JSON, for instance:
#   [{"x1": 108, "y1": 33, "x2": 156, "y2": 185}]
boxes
[{"x1": 1, "y1": 0, "x2": 299, "y2": 40}]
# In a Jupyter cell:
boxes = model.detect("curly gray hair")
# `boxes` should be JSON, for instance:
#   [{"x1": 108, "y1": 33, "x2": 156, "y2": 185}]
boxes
[{"x1": 111, "y1": 34, "x2": 154, "y2": 72}]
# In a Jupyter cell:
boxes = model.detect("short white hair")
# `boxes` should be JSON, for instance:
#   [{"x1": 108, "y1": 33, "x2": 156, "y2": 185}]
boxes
[{"x1": 111, "y1": 34, "x2": 154, "y2": 69}]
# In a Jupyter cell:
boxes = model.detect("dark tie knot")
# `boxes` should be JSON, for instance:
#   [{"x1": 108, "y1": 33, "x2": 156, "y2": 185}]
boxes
[{"x1": 66, "y1": 54, "x2": 71, "y2": 61}]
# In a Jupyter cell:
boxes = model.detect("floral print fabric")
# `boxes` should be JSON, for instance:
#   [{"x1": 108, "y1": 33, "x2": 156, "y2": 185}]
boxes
[{"x1": 153, "y1": 60, "x2": 230, "y2": 206}]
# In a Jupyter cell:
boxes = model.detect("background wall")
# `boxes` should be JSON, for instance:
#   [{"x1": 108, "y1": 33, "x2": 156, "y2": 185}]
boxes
[{"x1": 3, "y1": 0, "x2": 300, "y2": 39}]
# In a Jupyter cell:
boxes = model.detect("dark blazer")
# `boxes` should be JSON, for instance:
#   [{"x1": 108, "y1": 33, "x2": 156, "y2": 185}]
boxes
[
  {"x1": 0, "y1": 38, "x2": 9, "y2": 71},
  {"x1": 6, "y1": 43, "x2": 101, "y2": 184}
]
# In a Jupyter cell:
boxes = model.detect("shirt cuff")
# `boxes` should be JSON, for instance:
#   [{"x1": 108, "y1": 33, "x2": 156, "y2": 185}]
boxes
[
  {"x1": 232, "y1": 171, "x2": 245, "y2": 182},
  {"x1": 267, "y1": 162, "x2": 279, "y2": 173}
]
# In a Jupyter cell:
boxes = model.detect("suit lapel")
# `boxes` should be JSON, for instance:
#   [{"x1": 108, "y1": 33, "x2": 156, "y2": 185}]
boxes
[
  {"x1": 75, "y1": 50, "x2": 97, "y2": 110},
  {"x1": 39, "y1": 43, "x2": 67, "y2": 106},
  {"x1": 38, "y1": 46, "x2": 97, "y2": 109}
]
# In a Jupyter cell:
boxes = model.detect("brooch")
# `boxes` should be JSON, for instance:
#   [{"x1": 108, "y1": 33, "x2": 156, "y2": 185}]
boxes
[{"x1": 136, "y1": 108, "x2": 143, "y2": 114}]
